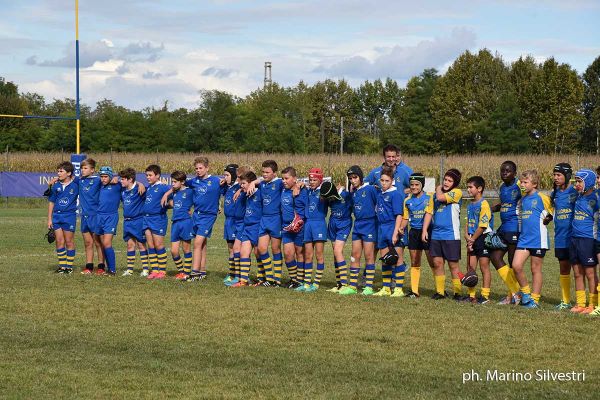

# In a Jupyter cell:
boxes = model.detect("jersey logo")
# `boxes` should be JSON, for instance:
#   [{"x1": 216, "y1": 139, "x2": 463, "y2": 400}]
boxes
[
  {"x1": 447, "y1": 192, "x2": 456, "y2": 199},
  {"x1": 362, "y1": 191, "x2": 366, "y2": 198},
  {"x1": 481, "y1": 215, "x2": 489, "y2": 224},
  {"x1": 263, "y1": 195, "x2": 272, "y2": 206},
  {"x1": 58, "y1": 198, "x2": 69, "y2": 206},
  {"x1": 197, "y1": 186, "x2": 207, "y2": 194},
  {"x1": 531, "y1": 199, "x2": 538, "y2": 207},
  {"x1": 174, "y1": 201, "x2": 182, "y2": 209}
]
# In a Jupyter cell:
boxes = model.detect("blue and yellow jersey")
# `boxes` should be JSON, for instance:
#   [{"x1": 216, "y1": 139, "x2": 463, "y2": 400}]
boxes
[
  {"x1": 517, "y1": 191, "x2": 553, "y2": 248},
  {"x1": 572, "y1": 191, "x2": 599, "y2": 239},
  {"x1": 351, "y1": 183, "x2": 379, "y2": 220},
  {"x1": 223, "y1": 183, "x2": 240, "y2": 219},
  {"x1": 329, "y1": 189, "x2": 353, "y2": 220},
  {"x1": 185, "y1": 175, "x2": 222, "y2": 215},
  {"x1": 97, "y1": 183, "x2": 122, "y2": 214},
  {"x1": 170, "y1": 187, "x2": 194, "y2": 222},
  {"x1": 121, "y1": 185, "x2": 145, "y2": 219},
  {"x1": 551, "y1": 186, "x2": 577, "y2": 247},
  {"x1": 364, "y1": 162, "x2": 413, "y2": 191},
  {"x1": 425, "y1": 188, "x2": 462, "y2": 240},
  {"x1": 376, "y1": 187, "x2": 404, "y2": 225},
  {"x1": 244, "y1": 190, "x2": 263, "y2": 225},
  {"x1": 48, "y1": 179, "x2": 79, "y2": 215},
  {"x1": 403, "y1": 192, "x2": 432, "y2": 229},
  {"x1": 281, "y1": 187, "x2": 308, "y2": 224},
  {"x1": 142, "y1": 182, "x2": 169, "y2": 216},
  {"x1": 498, "y1": 179, "x2": 521, "y2": 232},
  {"x1": 305, "y1": 187, "x2": 328, "y2": 221},
  {"x1": 467, "y1": 198, "x2": 493, "y2": 235},
  {"x1": 78, "y1": 175, "x2": 101, "y2": 216},
  {"x1": 260, "y1": 178, "x2": 284, "y2": 216}
]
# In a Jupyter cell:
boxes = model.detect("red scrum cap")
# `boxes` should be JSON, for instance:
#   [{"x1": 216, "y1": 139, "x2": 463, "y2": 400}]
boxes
[{"x1": 309, "y1": 168, "x2": 323, "y2": 183}]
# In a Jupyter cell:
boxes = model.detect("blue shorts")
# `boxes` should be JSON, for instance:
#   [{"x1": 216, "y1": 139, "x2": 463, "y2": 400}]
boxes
[
  {"x1": 377, "y1": 223, "x2": 396, "y2": 249},
  {"x1": 95, "y1": 213, "x2": 119, "y2": 236},
  {"x1": 516, "y1": 247, "x2": 547, "y2": 258},
  {"x1": 498, "y1": 229, "x2": 519, "y2": 245},
  {"x1": 52, "y1": 212, "x2": 77, "y2": 232},
  {"x1": 352, "y1": 218, "x2": 377, "y2": 243},
  {"x1": 143, "y1": 214, "x2": 168, "y2": 236},
  {"x1": 192, "y1": 212, "x2": 218, "y2": 238},
  {"x1": 430, "y1": 239, "x2": 461, "y2": 261},
  {"x1": 80, "y1": 214, "x2": 97, "y2": 234},
  {"x1": 259, "y1": 214, "x2": 282, "y2": 239},
  {"x1": 282, "y1": 227, "x2": 305, "y2": 247},
  {"x1": 328, "y1": 219, "x2": 351, "y2": 242},
  {"x1": 240, "y1": 223, "x2": 260, "y2": 247},
  {"x1": 224, "y1": 217, "x2": 243, "y2": 242},
  {"x1": 234, "y1": 219, "x2": 245, "y2": 242},
  {"x1": 171, "y1": 218, "x2": 195, "y2": 243},
  {"x1": 123, "y1": 217, "x2": 146, "y2": 243},
  {"x1": 569, "y1": 237, "x2": 597, "y2": 266},
  {"x1": 304, "y1": 219, "x2": 327, "y2": 243}
]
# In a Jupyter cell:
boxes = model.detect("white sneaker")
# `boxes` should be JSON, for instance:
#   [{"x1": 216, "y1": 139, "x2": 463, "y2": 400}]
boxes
[
  {"x1": 140, "y1": 270, "x2": 150, "y2": 277},
  {"x1": 122, "y1": 270, "x2": 133, "y2": 276}
]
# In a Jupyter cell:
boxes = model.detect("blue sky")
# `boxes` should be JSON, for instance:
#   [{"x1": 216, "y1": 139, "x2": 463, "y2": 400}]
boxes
[{"x1": 1, "y1": 0, "x2": 599, "y2": 110}]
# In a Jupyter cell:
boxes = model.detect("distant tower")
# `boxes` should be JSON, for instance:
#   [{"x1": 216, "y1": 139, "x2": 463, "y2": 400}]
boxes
[{"x1": 264, "y1": 61, "x2": 272, "y2": 88}]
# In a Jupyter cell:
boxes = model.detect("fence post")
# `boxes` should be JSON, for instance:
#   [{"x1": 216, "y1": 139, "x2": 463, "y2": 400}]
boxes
[
  {"x1": 439, "y1": 154, "x2": 445, "y2": 183},
  {"x1": 4, "y1": 145, "x2": 8, "y2": 171}
]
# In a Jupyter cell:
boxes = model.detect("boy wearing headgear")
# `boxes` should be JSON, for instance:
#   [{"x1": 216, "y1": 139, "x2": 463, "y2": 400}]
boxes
[
  {"x1": 96, "y1": 166, "x2": 123, "y2": 275},
  {"x1": 550, "y1": 163, "x2": 577, "y2": 310},
  {"x1": 422, "y1": 168, "x2": 463, "y2": 300},
  {"x1": 221, "y1": 164, "x2": 242, "y2": 285}
]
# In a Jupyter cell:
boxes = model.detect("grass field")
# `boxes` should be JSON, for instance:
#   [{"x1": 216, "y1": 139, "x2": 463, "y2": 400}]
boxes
[{"x1": 1, "y1": 202, "x2": 599, "y2": 399}]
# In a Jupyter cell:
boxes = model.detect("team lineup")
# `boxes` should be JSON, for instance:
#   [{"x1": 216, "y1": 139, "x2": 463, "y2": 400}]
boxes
[{"x1": 45, "y1": 144, "x2": 600, "y2": 314}]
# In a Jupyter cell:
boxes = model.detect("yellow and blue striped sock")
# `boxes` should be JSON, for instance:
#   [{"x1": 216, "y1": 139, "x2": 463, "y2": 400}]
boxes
[
  {"x1": 156, "y1": 248, "x2": 167, "y2": 273},
  {"x1": 304, "y1": 262, "x2": 313, "y2": 283},
  {"x1": 273, "y1": 252, "x2": 283, "y2": 284},
  {"x1": 381, "y1": 263, "x2": 393, "y2": 288},
  {"x1": 364, "y1": 264, "x2": 375, "y2": 288},
  {"x1": 140, "y1": 250, "x2": 149, "y2": 272},
  {"x1": 65, "y1": 249, "x2": 75, "y2": 270},
  {"x1": 126, "y1": 251, "x2": 136, "y2": 272},
  {"x1": 56, "y1": 247, "x2": 67, "y2": 268},
  {"x1": 240, "y1": 258, "x2": 251, "y2": 282},
  {"x1": 148, "y1": 249, "x2": 158, "y2": 272},
  {"x1": 286, "y1": 261, "x2": 297, "y2": 281},
  {"x1": 338, "y1": 261, "x2": 348, "y2": 286},
  {"x1": 173, "y1": 254, "x2": 183, "y2": 272},
  {"x1": 183, "y1": 252, "x2": 192, "y2": 275},
  {"x1": 349, "y1": 266, "x2": 360, "y2": 288},
  {"x1": 260, "y1": 253, "x2": 274, "y2": 282},
  {"x1": 296, "y1": 262, "x2": 304, "y2": 284},
  {"x1": 233, "y1": 252, "x2": 241, "y2": 279},
  {"x1": 314, "y1": 263, "x2": 325, "y2": 287},
  {"x1": 334, "y1": 263, "x2": 341, "y2": 285},
  {"x1": 394, "y1": 263, "x2": 406, "y2": 289},
  {"x1": 256, "y1": 256, "x2": 265, "y2": 281},
  {"x1": 227, "y1": 256, "x2": 235, "y2": 277}
]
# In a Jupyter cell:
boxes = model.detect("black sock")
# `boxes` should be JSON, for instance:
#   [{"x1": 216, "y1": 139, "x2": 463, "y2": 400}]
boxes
[
  {"x1": 97, "y1": 263, "x2": 106, "y2": 270},
  {"x1": 85, "y1": 263, "x2": 94, "y2": 271}
]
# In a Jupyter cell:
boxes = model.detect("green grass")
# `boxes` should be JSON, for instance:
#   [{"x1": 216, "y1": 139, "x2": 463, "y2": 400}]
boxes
[{"x1": 1, "y1": 206, "x2": 599, "y2": 399}]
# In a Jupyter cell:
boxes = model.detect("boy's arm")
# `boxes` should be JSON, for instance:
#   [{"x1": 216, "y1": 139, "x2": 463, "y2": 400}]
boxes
[
  {"x1": 392, "y1": 214, "x2": 403, "y2": 245},
  {"x1": 47, "y1": 201, "x2": 54, "y2": 230},
  {"x1": 160, "y1": 188, "x2": 173, "y2": 207},
  {"x1": 137, "y1": 181, "x2": 146, "y2": 195}
]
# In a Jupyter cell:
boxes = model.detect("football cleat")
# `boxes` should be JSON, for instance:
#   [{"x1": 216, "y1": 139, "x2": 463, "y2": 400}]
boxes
[
  {"x1": 338, "y1": 286, "x2": 358, "y2": 295},
  {"x1": 361, "y1": 287, "x2": 375, "y2": 296},
  {"x1": 230, "y1": 281, "x2": 248, "y2": 288},
  {"x1": 121, "y1": 270, "x2": 133, "y2": 276},
  {"x1": 554, "y1": 301, "x2": 572, "y2": 311},
  {"x1": 373, "y1": 288, "x2": 391, "y2": 297},
  {"x1": 431, "y1": 292, "x2": 446, "y2": 300},
  {"x1": 579, "y1": 305, "x2": 595, "y2": 314},
  {"x1": 140, "y1": 269, "x2": 150, "y2": 277},
  {"x1": 404, "y1": 290, "x2": 419, "y2": 298},
  {"x1": 95, "y1": 269, "x2": 106, "y2": 276},
  {"x1": 588, "y1": 306, "x2": 600, "y2": 316},
  {"x1": 81, "y1": 268, "x2": 93, "y2": 275},
  {"x1": 390, "y1": 288, "x2": 406, "y2": 298}
]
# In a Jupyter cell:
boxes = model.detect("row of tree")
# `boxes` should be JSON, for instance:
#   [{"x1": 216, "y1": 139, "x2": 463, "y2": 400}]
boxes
[{"x1": 1, "y1": 50, "x2": 599, "y2": 154}]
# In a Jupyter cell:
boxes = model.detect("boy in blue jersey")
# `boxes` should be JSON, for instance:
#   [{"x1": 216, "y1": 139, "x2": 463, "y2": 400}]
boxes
[
  {"x1": 168, "y1": 171, "x2": 195, "y2": 281},
  {"x1": 490, "y1": 161, "x2": 522, "y2": 304},
  {"x1": 119, "y1": 168, "x2": 149, "y2": 277},
  {"x1": 422, "y1": 169, "x2": 463, "y2": 300},
  {"x1": 399, "y1": 173, "x2": 434, "y2": 298},
  {"x1": 364, "y1": 144, "x2": 413, "y2": 193},
  {"x1": 221, "y1": 164, "x2": 242, "y2": 286},
  {"x1": 281, "y1": 166, "x2": 307, "y2": 289},
  {"x1": 339, "y1": 165, "x2": 379, "y2": 296},
  {"x1": 465, "y1": 176, "x2": 493, "y2": 304},
  {"x1": 96, "y1": 166, "x2": 123, "y2": 275},
  {"x1": 143, "y1": 164, "x2": 170, "y2": 280},
  {"x1": 373, "y1": 167, "x2": 406, "y2": 297},
  {"x1": 570, "y1": 170, "x2": 599, "y2": 315},
  {"x1": 296, "y1": 168, "x2": 328, "y2": 292},
  {"x1": 512, "y1": 170, "x2": 554, "y2": 309},
  {"x1": 78, "y1": 159, "x2": 106, "y2": 274},
  {"x1": 321, "y1": 180, "x2": 352, "y2": 293},
  {"x1": 550, "y1": 163, "x2": 577, "y2": 310},
  {"x1": 47, "y1": 161, "x2": 79, "y2": 274}
]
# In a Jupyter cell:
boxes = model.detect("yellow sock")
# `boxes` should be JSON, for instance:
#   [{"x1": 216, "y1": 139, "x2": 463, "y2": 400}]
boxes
[
  {"x1": 434, "y1": 275, "x2": 445, "y2": 295},
  {"x1": 575, "y1": 290, "x2": 586, "y2": 307},
  {"x1": 468, "y1": 286, "x2": 476, "y2": 298},
  {"x1": 531, "y1": 293, "x2": 540, "y2": 303},
  {"x1": 410, "y1": 266, "x2": 421, "y2": 294},
  {"x1": 559, "y1": 274, "x2": 571, "y2": 304},
  {"x1": 452, "y1": 278, "x2": 461, "y2": 295},
  {"x1": 521, "y1": 285, "x2": 531, "y2": 295},
  {"x1": 506, "y1": 267, "x2": 521, "y2": 294},
  {"x1": 497, "y1": 265, "x2": 519, "y2": 294},
  {"x1": 481, "y1": 287, "x2": 491, "y2": 299},
  {"x1": 590, "y1": 293, "x2": 598, "y2": 307}
]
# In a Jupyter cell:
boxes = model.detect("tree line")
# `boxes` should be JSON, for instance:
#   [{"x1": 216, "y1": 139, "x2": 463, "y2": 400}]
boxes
[{"x1": 1, "y1": 50, "x2": 599, "y2": 155}]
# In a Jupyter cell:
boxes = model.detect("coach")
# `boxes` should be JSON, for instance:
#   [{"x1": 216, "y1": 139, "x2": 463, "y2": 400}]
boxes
[{"x1": 364, "y1": 144, "x2": 413, "y2": 193}]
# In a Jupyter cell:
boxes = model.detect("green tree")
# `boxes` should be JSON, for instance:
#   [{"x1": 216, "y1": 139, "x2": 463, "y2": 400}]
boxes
[{"x1": 582, "y1": 56, "x2": 600, "y2": 154}]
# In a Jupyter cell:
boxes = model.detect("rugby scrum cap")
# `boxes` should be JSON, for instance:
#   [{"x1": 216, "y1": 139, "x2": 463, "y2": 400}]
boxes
[
  {"x1": 309, "y1": 168, "x2": 323, "y2": 183},
  {"x1": 224, "y1": 164, "x2": 239, "y2": 183},
  {"x1": 320, "y1": 181, "x2": 342, "y2": 201},
  {"x1": 409, "y1": 172, "x2": 426, "y2": 189},
  {"x1": 346, "y1": 165, "x2": 364, "y2": 181},
  {"x1": 99, "y1": 166, "x2": 114, "y2": 180},
  {"x1": 444, "y1": 168, "x2": 462, "y2": 190},
  {"x1": 553, "y1": 163, "x2": 572, "y2": 183},
  {"x1": 574, "y1": 169, "x2": 596, "y2": 192}
]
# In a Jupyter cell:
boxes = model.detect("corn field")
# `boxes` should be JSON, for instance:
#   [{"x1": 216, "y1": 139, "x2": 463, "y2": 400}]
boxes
[{"x1": 2, "y1": 151, "x2": 599, "y2": 190}]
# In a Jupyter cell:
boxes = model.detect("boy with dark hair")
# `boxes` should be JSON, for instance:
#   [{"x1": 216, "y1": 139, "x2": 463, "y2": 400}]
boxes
[
  {"x1": 120, "y1": 168, "x2": 149, "y2": 276},
  {"x1": 465, "y1": 176, "x2": 493, "y2": 304},
  {"x1": 143, "y1": 164, "x2": 170, "y2": 279},
  {"x1": 47, "y1": 161, "x2": 79, "y2": 274},
  {"x1": 222, "y1": 164, "x2": 241, "y2": 285},
  {"x1": 168, "y1": 171, "x2": 194, "y2": 280},
  {"x1": 281, "y1": 166, "x2": 307, "y2": 289},
  {"x1": 78, "y1": 159, "x2": 106, "y2": 274}
]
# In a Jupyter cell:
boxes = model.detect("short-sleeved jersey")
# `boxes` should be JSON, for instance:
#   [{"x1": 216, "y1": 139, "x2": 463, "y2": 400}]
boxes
[
  {"x1": 498, "y1": 179, "x2": 521, "y2": 232},
  {"x1": 305, "y1": 187, "x2": 328, "y2": 221},
  {"x1": 351, "y1": 183, "x2": 379, "y2": 220},
  {"x1": 572, "y1": 191, "x2": 599, "y2": 239},
  {"x1": 185, "y1": 175, "x2": 222, "y2": 215},
  {"x1": 121, "y1": 185, "x2": 145, "y2": 219},
  {"x1": 403, "y1": 192, "x2": 432, "y2": 229},
  {"x1": 97, "y1": 183, "x2": 122, "y2": 215},
  {"x1": 142, "y1": 182, "x2": 169, "y2": 216},
  {"x1": 260, "y1": 178, "x2": 284, "y2": 216},
  {"x1": 376, "y1": 187, "x2": 404, "y2": 225},
  {"x1": 281, "y1": 187, "x2": 308, "y2": 224},
  {"x1": 518, "y1": 191, "x2": 554, "y2": 249},
  {"x1": 48, "y1": 179, "x2": 79, "y2": 214},
  {"x1": 244, "y1": 190, "x2": 263, "y2": 225},
  {"x1": 171, "y1": 187, "x2": 194, "y2": 222},
  {"x1": 234, "y1": 191, "x2": 247, "y2": 220},
  {"x1": 223, "y1": 183, "x2": 241, "y2": 219},
  {"x1": 329, "y1": 189, "x2": 353, "y2": 220},
  {"x1": 78, "y1": 175, "x2": 101, "y2": 215},
  {"x1": 467, "y1": 198, "x2": 493, "y2": 235},
  {"x1": 426, "y1": 188, "x2": 462, "y2": 240},
  {"x1": 551, "y1": 186, "x2": 577, "y2": 247},
  {"x1": 364, "y1": 162, "x2": 413, "y2": 191}
]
